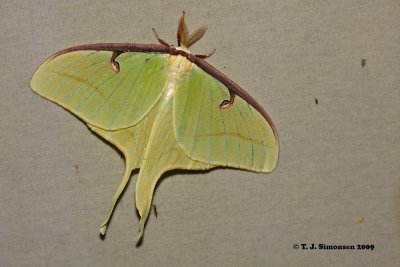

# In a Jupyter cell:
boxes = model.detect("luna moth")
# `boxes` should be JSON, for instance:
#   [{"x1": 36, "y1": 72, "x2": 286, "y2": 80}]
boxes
[{"x1": 30, "y1": 12, "x2": 279, "y2": 240}]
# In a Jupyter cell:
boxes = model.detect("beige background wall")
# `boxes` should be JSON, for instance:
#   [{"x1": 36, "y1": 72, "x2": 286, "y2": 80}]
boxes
[{"x1": 1, "y1": 0, "x2": 399, "y2": 266}]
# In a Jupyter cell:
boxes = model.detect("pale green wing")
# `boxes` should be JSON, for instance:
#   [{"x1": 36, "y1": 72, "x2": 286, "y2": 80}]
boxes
[
  {"x1": 31, "y1": 51, "x2": 169, "y2": 130},
  {"x1": 174, "y1": 66, "x2": 279, "y2": 173},
  {"x1": 133, "y1": 99, "x2": 213, "y2": 239},
  {"x1": 90, "y1": 99, "x2": 213, "y2": 237},
  {"x1": 88, "y1": 110, "x2": 154, "y2": 235}
]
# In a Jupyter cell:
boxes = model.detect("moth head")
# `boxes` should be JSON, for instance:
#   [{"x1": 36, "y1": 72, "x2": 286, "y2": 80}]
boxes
[{"x1": 177, "y1": 11, "x2": 208, "y2": 49}]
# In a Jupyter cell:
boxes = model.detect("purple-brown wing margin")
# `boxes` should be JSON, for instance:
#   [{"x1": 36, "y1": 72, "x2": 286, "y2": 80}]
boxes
[
  {"x1": 46, "y1": 43, "x2": 279, "y2": 147},
  {"x1": 187, "y1": 55, "x2": 279, "y2": 145}
]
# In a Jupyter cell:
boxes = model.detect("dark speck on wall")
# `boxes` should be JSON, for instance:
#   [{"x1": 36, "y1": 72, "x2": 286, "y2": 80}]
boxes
[{"x1": 361, "y1": 58, "x2": 367, "y2": 68}]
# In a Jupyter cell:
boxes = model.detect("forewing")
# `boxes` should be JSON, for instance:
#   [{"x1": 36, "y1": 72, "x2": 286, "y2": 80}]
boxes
[
  {"x1": 174, "y1": 66, "x2": 278, "y2": 172},
  {"x1": 31, "y1": 51, "x2": 169, "y2": 130}
]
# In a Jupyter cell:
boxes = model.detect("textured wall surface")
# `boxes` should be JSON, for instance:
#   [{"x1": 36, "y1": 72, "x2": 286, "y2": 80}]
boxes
[{"x1": 1, "y1": 0, "x2": 399, "y2": 266}]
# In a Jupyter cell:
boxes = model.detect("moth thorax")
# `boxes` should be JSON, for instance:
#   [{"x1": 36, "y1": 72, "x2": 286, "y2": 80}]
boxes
[{"x1": 168, "y1": 54, "x2": 193, "y2": 75}]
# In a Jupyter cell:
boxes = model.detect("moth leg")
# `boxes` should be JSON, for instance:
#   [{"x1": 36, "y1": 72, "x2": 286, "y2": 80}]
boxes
[
  {"x1": 219, "y1": 90, "x2": 236, "y2": 109},
  {"x1": 110, "y1": 51, "x2": 122, "y2": 73},
  {"x1": 152, "y1": 28, "x2": 171, "y2": 47},
  {"x1": 152, "y1": 204, "x2": 158, "y2": 218},
  {"x1": 195, "y1": 48, "x2": 216, "y2": 59}
]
